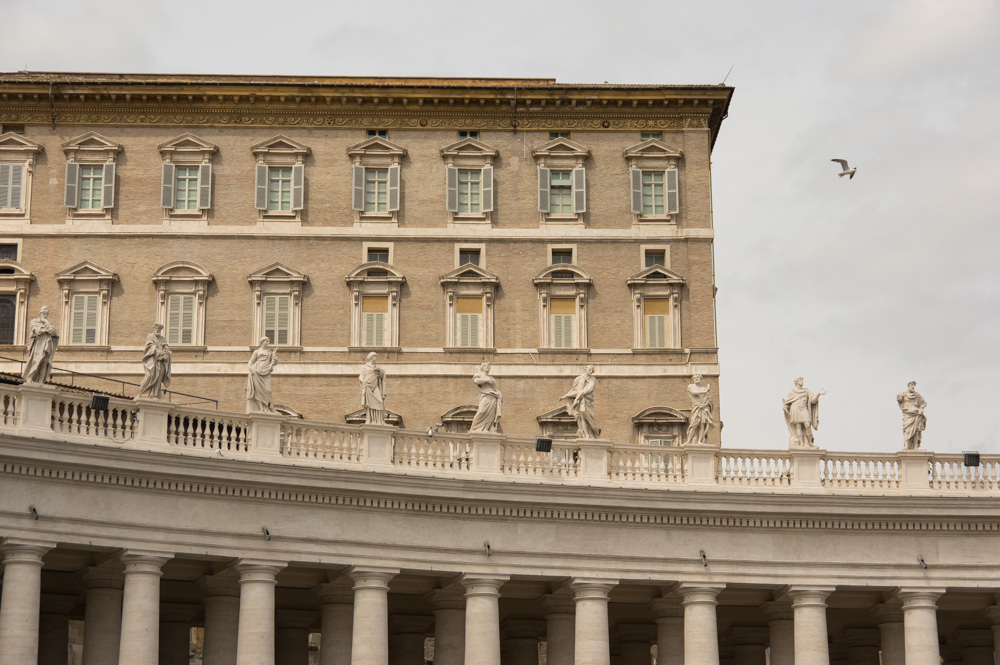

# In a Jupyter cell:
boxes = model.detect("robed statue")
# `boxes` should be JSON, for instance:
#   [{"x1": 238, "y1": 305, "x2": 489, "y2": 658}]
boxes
[
  {"x1": 359, "y1": 352, "x2": 387, "y2": 425},
  {"x1": 246, "y1": 337, "x2": 278, "y2": 414},
  {"x1": 562, "y1": 364, "x2": 600, "y2": 439},
  {"x1": 470, "y1": 363, "x2": 502, "y2": 434},
  {"x1": 683, "y1": 374, "x2": 715, "y2": 445},
  {"x1": 136, "y1": 323, "x2": 172, "y2": 399},
  {"x1": 22, "y1": 305, "x2": 59, "y2": 385},
  {"x1": 783, "y1": 377, "x2": 826, "y2": 449},
  {"x1": 896, "y1": 381, "x2": 927, "y2": 450}
]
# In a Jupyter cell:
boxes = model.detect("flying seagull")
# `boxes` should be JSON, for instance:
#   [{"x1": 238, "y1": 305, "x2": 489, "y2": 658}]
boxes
[{"x1": 831, "y1": 159, "x2": 857, "y2": 179}]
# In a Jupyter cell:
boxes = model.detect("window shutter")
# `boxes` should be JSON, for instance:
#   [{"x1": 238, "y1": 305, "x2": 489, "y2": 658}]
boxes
[
  {"x1": 387, "y1": 164, "x2": 400, "y2": 212},
  {"x1": 160, "y1": 163, "x2": 175, "y2": 209},
  {"x1": 647, "y1": 315, "x2": 667, "y2": 348},
  {"x1": 276, "y1": 295, "x2": 289, "y2": 345},
  {"x1": 572, "y1": 166, "x2": 586, "y2": 213},
  {"x1": 537, "y1": 167, "x2": 550, "y2": 212},
  {"x1": 0, "y1": 164, "x2": 9, "y2": 209},
  {"x1": 198, "y1": 163, "x2": 212, "y2": 209},
  {"x1": 445, "y1": 166, "x2": 459, "y2": 212},
  {"x1": 263, "y1": 295, "x2": 277, "y2": 343},
  {"x1": 254, "y1": 164, "x2": 269, "y2": 210},
  {"x1": 102, "y1": 163, "x2": 115, "y2": 209},
  {"x1": 64, "y1": 162, "x2": 80, "y2": 208},
  {"x1": 84, "y1": 294, "x2": 99, "y2": 344},
  {"x1": 666, "y1": 168, "x2": 679, "y2": 214},
  {"x1": 352, "y1": 165, "x2": 365, "y2": 211},
  {"x1": 167, "y1": 296, "x2": 181, "y2": 345},
  {"x1": 71, "y1": 295, "x2": 86, "y2": 344},
  {"x1": 552, "y1": 313, "x2": 575, "y2": 348},
  {"x1": 9, "y1": 165, "x2": 21, "y2": 210},
  {"x1": 630, "y1": 168, "x2": 642, "y2": 214},
  {"x1": 181, "y1": 295, "x2": 194, "y2": 344},
  {"x1": 481, "y1": 166, "x2": 494, "y2": 212},
  {"x1": 291, "y1": 163, "x2": 305, "y2": 211},
  {"x1": 364, "y1": 312, "x2": 375, "y2": 347}
]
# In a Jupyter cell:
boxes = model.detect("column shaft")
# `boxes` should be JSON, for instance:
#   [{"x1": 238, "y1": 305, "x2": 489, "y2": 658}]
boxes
[
  {"x1": 542, "y1": 596, "x2": 575, "y2": 665},
  {"x1": 350, "y1": 568, "x2": 398, "y2": 665},
  {"x1": 788, "y1": 587, "x2": 834, "y2": 665},
  {"x1": 462, "y1": 575, "x2": 508, "y2": 665},
  {"x1": 680, "y1": 584, "x2": 725, "y2": 665},
  {"x1": 319, "y1": 601, "x2": 353, "y2": 665},
  {"x1": 899, "y1": 590, "x2": 943, "y2": 665},
  {"x1": 0, "y1": 544, "x2": 50, "y2": 665},
  {"x1": 81, "y1": 568, "x2": 124, "y2": 665},
  {"x1": 572, "y1": 580, "x2": 617, "y2": 665},
  {"x1": 203, "y1": 595, "x2": 240, "y2": 665},
  {"x1": 118, "y1": 553, "x2": 171, "y2": 665},
  {"x1": 432, "y1": 607, "x2": 465, "y2": 665},
  {"x1": 235, "y1": 562, "x2": 283, "y2": 665}
]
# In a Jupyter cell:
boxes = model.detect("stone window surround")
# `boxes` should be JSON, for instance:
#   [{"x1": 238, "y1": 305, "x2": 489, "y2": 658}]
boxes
[
  {"x1": 247, "y1": 263, "x2": 308, "y2": 349},
  {"x1": 440, "y1": 264, "x2": 500, "y2": 351},
  {"x1": 0, "y1": 132, "x2": 43, "y2": 220},
  {"x1": 440, "y1": 137, "x2": 498, "y2": 227},
  {"x1": 362, "y1": 241, "x2": 394, "y2": 266},
  {"x1": 533, "y1": 264, "x2": 593, "y2": 351},
  {"x1": 152, "y1": 261, "x2": 214, "y2": 349},
  {"x1": 56, "y1": 261, "x2": 119, "y2": 348},
  {"x1": 454, "y1": 242, "x2": 486, "y2": 269},
  {"x1": 639, "y1": 244, "x2": 671, "y2": 269},
  {"x1": 346, "y1": 262, "x2": 405, "y2": 350},
  {"x1": 62, "y1": 132, "x2": 122, "y2": 222},
  {"x1": 0, "y1": 259, "x2": 34, "y2": 346},
  {"x1": 532, "y1": 137, "x2": 590, "y2": 226},
  {"x1": 626, "y1": 265, "x2": 685, "y2": 351},
  {"x1": 251, "y1": 135, "x2": 310, "y2": 222},
  {"x1": 548, "y1": 244, "x2": 577, "y2": 265},
  {"x1": 631, "y1": 406, "x2": 688, "y2": 446},
  {"x1": 348, "y1": 137, "x2": 407, "y2": 226},
  {"x1": 158, "y1": 133, "x2": 218, "y2": 222},
  {"x1": 623, "y1": 138, "x2": 683, "y2": 225}
]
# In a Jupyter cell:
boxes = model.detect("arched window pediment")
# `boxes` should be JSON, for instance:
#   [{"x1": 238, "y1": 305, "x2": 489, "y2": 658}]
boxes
[
  {"x1": 346, "y1": 261, "x2": 406, "y2": 283},
  {"x1": 533, "y1": 264, "x2": 593, "y2": 285}
]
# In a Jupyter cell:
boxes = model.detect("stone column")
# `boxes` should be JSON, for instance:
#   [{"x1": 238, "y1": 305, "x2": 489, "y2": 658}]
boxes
[
  {"x1": 982, "y1": 606, "x2": 1000, "y2": 665},
  {"x1": 613, "y1": 624, "x2": 654, "y2": 665},
  {"x1": 0, "y1": 541, "x2": 53, "y2": 665},
  {"x1": 787, "y1": 586, "x2": 834, "y2": 665},
  {"x1": 761, "y1": 601, "x2": 793, "y2": 665},
  {"x1": 650, "y1": 597, "x2": 683, "y2": 665},
  {"x1": 726, "y1": 627, "x2": 768, "y2": 665},
  {"x1": 117, "y1": 552, "x2": 171, "y2": 665},
  {"x1": 349, "y1": 567, "x2": 399, "y2": 665},
  {"x1": 427, "y1": 588, "x2": 465, "y2": 665},
  {"x1": 542, "y1": 594, "x2": 575, "y2": 665},
  {"x1": 898, "y1": 588, "x2": 944, "y2": 665},
  {"x1": 159, "y1": 603, "x2": 199, "y2": 665},
  {"x1": 571, "y1": 579, "x2": 617, "y2": 665},
  {"x1": 80, "y1": 564, "x2": 125, "y2": 665},
  {"x1": 461, "y1": 574, "x2": 509, "y2": 665},
  {"x1": 841, "y1": 628, "x2": 880, "y2": 665},
  {"x1": 679, "y1": 583, "x2": 725, "y2": 665},
  {"x1": 954, "y1": 629, "x2": 995, "y2": 665},
  {"x1": 235, "y1": 560, "x2": 285, "y2": 665},
  {"x1": 872, "y1": 603, "x2": 905, "y2": 665},
  {"x1": 388, "y1": 615, "x2": 432, "y2": 665},
  {"x1": 38, "y1": 593, "x2": 80, "y2": 665},
  {"x1": 501, "y1": 619, "x2": 544, "y2": 665},
  {"x1": 276, "y1": 609, "x2": 315, "y2": 665},
  {"x1": 200, "y1": 573, "x2": 241, "y2": 665},
  {"x1": 316, "y1": 581, "x2": 354, "y2": 665}
]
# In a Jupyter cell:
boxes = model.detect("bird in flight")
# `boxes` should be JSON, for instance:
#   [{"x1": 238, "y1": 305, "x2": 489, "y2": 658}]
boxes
[{"x1": 831, "y1": 159, "x2": 857, "y2": 179}]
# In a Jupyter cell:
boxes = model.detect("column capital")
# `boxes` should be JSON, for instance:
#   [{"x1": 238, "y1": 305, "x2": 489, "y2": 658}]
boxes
[
  {"x1": 760, "y1": 600, "x2": 793, "y2": 622},
  {"x1": 198, "y1": 572, "x2": 240, "y2": 597},
  {"x1": 119, "y1": 550, "x2": 171, "y2": 574},
  {"x1": 786, "y1": 585, "x2": 835, "y2": 607},
  {"x1": 612, "y1": 623, "x2": 656, "y2": 643},
  {"x1": 315, "y1": 581, "x2": 354, "y2": 605},
  {"x1": 649, "y1": 596, "x2": 683, "y2": 618},
  {"x1": 460, "y1": 573, "x2": 508, "y2": 597},
  {"x1": 501, "y1": 618, "x2": 545, "y2": 640},
  {"x1": 541, "y1": 593, "x2": 576, "y2": 616},
  {"x1": 871, "y1": 601, "x2": 904, "y2": 623},
  {"x1": 569, "y1": 577, "x2": 618, "y2": 600},
  {"x1": 348, "y1": 565, "x2": 398, "y2": 589},
  {"x1": 234, "y1": 558, "x2": 285, "y2": 583},
  {"x1": 0, "y1": 539, "x2": 55, "y2": 563},
  {"x1": 426, "y1": 587, "x2": 466, "y2": 611},
  {"x1": 677, "y1": 582, "x2": 725, "y2": 605},
  {"x1": 896, "y1": 587, "x2": 946, "y2": 609},
  {"x1": 78, "y1": 563, "x2": 125, "y2": 590}
]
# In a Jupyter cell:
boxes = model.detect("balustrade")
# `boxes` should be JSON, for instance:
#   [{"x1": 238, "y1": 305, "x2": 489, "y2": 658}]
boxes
[
  {"x1": 821, "y1": 454, "x2": 901, "y2": 490},
  {"x1": 502, "y1": 441, "x2": 579, "y2": 478},
  {"x1": 930, "y1": 455, "x2": 1000, "y2": 490},
  {"x1": 718, "y1": 451, "x2": 791, "y2": 487},
  {"x1": 51, "y1": 395, "x2": 136, "y2": 442},
  {"x1": 394, "y1": 432, "x2": 472, "y2": 472},
  {"x1": 610, "y1": 446, "x2": 684, "y2": 483},
  {"x1": 0, "y1": 386, "x2": 17, "y2": 425},
  {"x1": 166, "y1": 407, "x2": 249, "y2": 453},
  {"x1": 284, "y1": 421, "x2": 362, "y2": 463}
]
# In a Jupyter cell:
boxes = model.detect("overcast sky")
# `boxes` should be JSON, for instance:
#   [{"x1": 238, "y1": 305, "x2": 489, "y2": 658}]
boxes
[{"x1": 3, "y1": 0, "x2": 998, "y2": 454}]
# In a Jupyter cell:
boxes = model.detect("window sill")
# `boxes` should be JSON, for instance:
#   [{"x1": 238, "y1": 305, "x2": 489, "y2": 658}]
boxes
[
  {"x1": 170, "y1": 345, "x2": 208, "y2": 353},
  {"x1": 630, "y1": 347, "x2": 686, "y2": 355},
  {"x1": 58, "y1": 345, "x2": 112, "y2": 352},
  {"x1": 537, "y1": 347, "x2": 591, "y2": 354},
  {"x1": 247, "y1": 345, "x2": 302, "y2": 352},
  {"x1": 66, "y1": 211, "x2": 113, "y2": 224},
  {"x1": 444, "y1": 347, "x2": 497, "y2": 354},
  {"x1": 259, "y1": 211, "x2": 301, "y2": 222},
  {"x1": 633, "y1": 215, "x2": 676, "y2": 226},
  {"x1": 0, "y1": 344, "x2": 26, "y2": 352},
  {"x1": 541, "y1": 214, "x2": 584, "y2": 226},
  {"x1": 348, "y1": 346, "x2": 401, "y2": 353}
]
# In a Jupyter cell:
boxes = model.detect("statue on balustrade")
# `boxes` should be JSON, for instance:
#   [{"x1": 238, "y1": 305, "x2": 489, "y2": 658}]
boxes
[
  {"x1": 22, "y1": 305, "x2": 59, "y2": 385},
  {"x1": 783, "y1": 376, "x2": 826, "y2": 449},
  {"x1": 246, "y1": 337, "x2": 278, "y2": 414},
  {"x1": 683, "y1": 374, "x2": 715, "y2": 445},
  {"x1": 562, "y1": 364, "x2": 600, "y2": 439},
  {"x1": 135, "y1": 323, "x2": 172, "y2": 400},
  {"x1": 470, "y1": 363, "x2": 502, "y2": 434},
  {"x1": 896, "y1": 381, "x2": 927, "y2": 450},
  {"x1": 359, "y1": 351, "x2": 387, "y2": 425}
]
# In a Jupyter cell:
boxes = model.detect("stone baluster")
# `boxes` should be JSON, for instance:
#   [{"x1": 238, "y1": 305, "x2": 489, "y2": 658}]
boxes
[
  {"x1": 872, "y1": 603, "x2": 905, "y2": 665},
  {"x1": 726, "y1": 626, "x2": 768, "y2": 665},
  {"x1": 571, "y1": 578, "x2": 617, "y2": 665},
  {"x1": 501, "y1": 619, "x2": 544, "y2": 665},
  {"x1": 315, "y1": 581, "x2": 354, "y2": 665},
  {"x1": 461, "y1": 574, "x2": 509, "y2": 665},
  {"x1": 199, "y1": 573, "x2": 241, "y2": 665},
  {"x1": 38, "y1": 593, "x2": 81, "y2": 665},
  {"x1": 679, "y1": 583, "x2": 725, "y2": 665},
  {"x1": 388, "y1": 615, "x2": 433, "y2": 665},
  {"x1": 427, "y1": 588, "x2": 466, "y2": 665},
  {"x1": 80, "y1": 564, "x2": 125, "y2": 665},
  {"x1": 349, "y1": 567, "x2": 399, "y2": 665},
  {"x1": 898, "y1": 588, "x2": 944, "y2": 665},
  {"x1": 787, "y1": 586, "x2": 834, "y2": 665},
  {"x1": 650, "y1": 596, "x2": 683, "y2": 665},
  {"x1": 541, "y1": 594, "x2": 575, "y2": 665},
  {"x1": 0, "y1": 540, "x2": 53, "y2": 665},
  {"x1": 159, "y1": 603, "x2": 200, "y2": 665},
  {"x1": 117, "y1": 551, "x2": 172, "y2": 665},
  {"x1": 613, "y1": 623, "x2": 655, "y2": 665},
  {"x1": 235, "y1": 560, "x2": 286, "y2": 665},
  {"x1": 761, "y1": 601, "x2": 793, "y2": 665},
  {"x1": 276, "y1": 609, "x2": 316, "y2": 665}
]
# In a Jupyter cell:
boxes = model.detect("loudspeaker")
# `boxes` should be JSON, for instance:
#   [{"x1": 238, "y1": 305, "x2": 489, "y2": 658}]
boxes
[
  {"x1": 535, "y1": 437, "x2": 552, "y2": 453},
  {"x1": 90, "y1": 393, "x2": 110, "y2": 411},
  {"x1": 963, "y1": 451, "x2": 980, "y2": 467}
]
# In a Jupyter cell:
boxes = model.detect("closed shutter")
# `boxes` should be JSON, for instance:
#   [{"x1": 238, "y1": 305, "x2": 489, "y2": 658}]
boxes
[
  {"x1": 629, "y1": 168, "x2": 642, "y2": 214},
  {"x1": 352, "y1": 165, "x2": 365, "y2": 211},
  {"x1": 445, "y1": 166, "x2": 459, "y2": 212},
  {"x1": 102, "y1": 163, "x2": 115, "y2": 209},
  {"x1": 9, "y1": 164, "x2": 22, "y2": 210},
  {"x1": 264, "y1": 295, "x2": 291, "y2": 346},
  {"x1": 456, "y1": 297, "x2": 482, "y2": 347},
  {"x1": 481, "y1": 166, "x2": 493, "y2": 212},
  {"x1": 71, "y1": 294, "x2": 99, "y2": 345},
  {"x1": 387, "y1": 164, "x2": 400, "y2": 212},
  {"x1": 160, "y1": 163, "x2": 175, "y2": 208},
  {"x1": 291, "y1": 163, "x2": 305, "y2": 211},
  {"x1": 645, "y1": 299, "x2": 669, "y2": 348},
  {"x1": 64, "y1": 162, "x2": 80, "y2": 208},
  {"x1": 167, "y1": 294, "x2": 196, "y2": 345},
  {"x1": 364, "y1": 312, "x2": 386, "y2": 347},
  {"x1": 197, "y1": 163, "x2": 212, "y2": 209},
  {"x1": 0, "y1": 164, "x2": 10, "y2": 209},
  {"x1": 254, "y1": 164, "x2": 269, "y2": 210},
  {"x1": 537, "y1": 167, "x2": 550, "y2": 212},
  {"x1": 551, "y1": 314, "x2": 575, "y2": 348},
  {"x1": 572, "y1": 167, "x2": 586, "y2": 213},
  {"x1": 666, "y1": 168, "x2": 679, "y2": 214}
]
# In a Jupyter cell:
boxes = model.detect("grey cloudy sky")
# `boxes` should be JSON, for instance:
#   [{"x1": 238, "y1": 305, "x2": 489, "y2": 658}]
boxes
[{"x1": 3, "y1": 0, "x2": 998, "y2": 454}]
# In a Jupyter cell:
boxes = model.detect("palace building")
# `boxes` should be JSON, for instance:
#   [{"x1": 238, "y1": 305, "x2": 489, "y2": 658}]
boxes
[{"x1": 1, "y1": 72, "x2": 998, "y2": 665}]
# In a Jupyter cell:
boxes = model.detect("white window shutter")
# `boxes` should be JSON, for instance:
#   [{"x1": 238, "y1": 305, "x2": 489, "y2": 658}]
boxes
[
  {"x1": 71, "y1": 295, "x2": 86, "y2": 344},
  {"x1": 9, "y1": 165, "x2": 22, "y2": 209},
  {"x1": 364, "y1": 313, "x2": 375, "y2": 347},
  {"x1": 481, "y1": 166, "x2": 493, "y2": 212},
  {"x1": 64, "y1": 162, "x2": 79, "y2": 208},
  {"x1": 647, "y1": 315, "x2": 667, "y2": 348},
  {"x1": 276, "y1": 295, "x2": 289, "y2": 345},
  {"x1": 84, "y1": 295, "x2": 99, "y2": 344},
  {"x1": 102, "y1": 163, "x2": 115, "y2": 209},
  {"x1": 387, "y1": 164, "x2": 401, "y2": 212},
  {"x1": 167, "y1": 296, "x2": 181, "y2": 345},
  {"x1": 198, "y1": 163, "x2": 212, "y2": 209},
  {"x1": 0, "y1": 164, "x2": 10, "y2": 209},
  {"x1": 630, "y1": 168, "x2": 642, "y2": 214},
  {"x1": 254, "y1": 164, "x2": 269, "y2": 210},
  {"x1": 181, "y1": 295, "x2": 195, "y2": 344},
  {"x1": 572, "y1": 166, "x2": 586, "y2": 213},
  {"x1": 263, "y1": 295, "x2": 276, "y2": 342},
  {"x1": 290, "y1": 163, "x2": 305, "y2": 211},
  {"x1": 666, "y1": 168, "x2": 679, "y2": 214},
  {"x1": 537, "y1": 167, "x2": 550, "y2": 212},
  {"x1": 469, "y1": 313, "x2": 480, "y2": 347},
  {"x1": 445, "y1": 166, "x2": 459, "y2": 212},
  {"x1": 351, "y1": 165, "x2": 365, "y2": 211},
  {"x1": 459, "y1": 314, "x2": 470, "y2": 347},
  {"x1": 160, "y1": 163, "x2": 175, "y2": 209}
]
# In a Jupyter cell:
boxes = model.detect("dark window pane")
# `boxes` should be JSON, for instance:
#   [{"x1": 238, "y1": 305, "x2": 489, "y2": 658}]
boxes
[
  {"x1": 0, "y1": 244, "x2": 17, "y2": 261},
  {"x1": 551, "y1": 250, "x2": 573, "y2": 264},
  {"x1": 459, "y1": 249, "x2": 480, "y2": 266},
  {"x1": 0, "y1": 296, "x2": 15, "y2": 344},
  {"x1": 645, "y1": 251, "x2": 665, "y2": 267}
]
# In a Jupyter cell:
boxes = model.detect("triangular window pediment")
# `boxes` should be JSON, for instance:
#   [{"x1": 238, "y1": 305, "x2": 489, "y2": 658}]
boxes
[
  {"x1": 531, "y1": 137, "x2": 591, "y2": 159},
  {"x1": 440, "y1": 138, "x2": 499, "y2": 158},
  {"x1": 627, "y1": 265, "x2": 685, "y2": 284},
  {"x1": 440, "y1": 264, "x2": 499, "y2": 283},
  {"x1": 57, "y1": 261, "x2": 117, "y2": 280},
  {"x1": 0, "y1": 133, "x2": 43, "y2": 154},
  {"x1": 251, "y1": 135, "x2": 311, "y2": 158},
  {"x1": 347, "y1": 136, "x2": 407, "y2": 157},
  {"x1": 248, "y1": 262, "x2": 307, "y2": 283},
  {"x1": 62, "y1": 132, "x2": 122, "y2": 154},
  {"x1": 158, "y1": 133, "x2": 219, "y2": 155},
  {"x1": 623, "y1": 138, "x2": 682, "y2": 159}
]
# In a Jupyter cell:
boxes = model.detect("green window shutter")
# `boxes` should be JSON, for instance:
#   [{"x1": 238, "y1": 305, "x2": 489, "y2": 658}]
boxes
[
  {"x1": 445, "y1": 166, "x2": 459, "y2": 212},
  {"x1": 160, "y1": 163, "x2": 175, "y2": 209},
  {"x1": 572, "y1": 167, "x2": 586, "y2": 213},
  {"x1": 387, "y1": 165, "x2": 400, "y2": 212},
  {"x1": 102, "y1": 163, "x2": 116, "y2": 209},
  {"x1": 537, "y1": 167, "x2": 550, "y2": 212},
  {"x1": 666, "y1": 169, "x2": 679, "y2": 214},
  {"x1": 254, "y1": 164, "x2": 269, "y2": 210},
  {"x1": 64, "y1": 162, "x2": 80, "y2": 208},
  {"x1": 291, "y1": 164, "x2": 305, "y2": 211},
  {"x1": 481, "y1": 166, "x2": 493, "y2": 212},
  {"x1": 197, "y1": 164, "x2": 212, "y2": 209},
  {"x1": 352, "y1": 165, "x2": 365, "y2": 211},
  {"x1": 629, "y1": 168, "x2": 642, "y2": 214}
]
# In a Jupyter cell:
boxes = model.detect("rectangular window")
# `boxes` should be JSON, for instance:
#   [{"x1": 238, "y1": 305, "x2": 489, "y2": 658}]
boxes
[
  {"x1": 458, "y1": 131, "x2": 479, "y2": 140},
  {"x1": 549, "y1": 132, "x2": 571, "y2": 140},
  {"x1": 78, "y1": 165, "x2": 104, "y2": 210},
  {"x1": 641, "y1": 171, "x2": 665, "y2": 215},
  {"x1": 174, "y1": 166, "x2": 200, "y2": 210},
  {"x1": 645, "y1": 250, "x2": 666, "y2": 267},
  {"x1": 0, "y1": 244, "x2": 17, "y2": 261},
  {"x1": 166, "y1": 294, "x2": 196, "y2": 345},
  {"x1": 456, "y1": 297, "x2": 482, "y2": 347},
  {"x1": 362, "y1": 296, "x2": 388, "y2": 347},
  {"x1": 70, "y1": 293, "x2": 100, "y2": 345},
  {"x1": 0, "y1": 294, "x2": 15, "y2": 345},
  {"x1": 367, "y1": 248, "x2": 390, "y2": 263},
  {"x1": 459, "y1": 249, "x2": 481, "y2": 266},
  {"x1": 364, "y1": 168, "x2": 389, "y2": 213},
  {"x1": 457, "y1": 169, "x2": 481, "y2": 213},
  {"x1": 645, "y1": 299, "x2": 669, "y2": 348},
  {"x1": 0, "y1": 164, "x2": 24, "y2": 210},
  {"x1": 641, "y1": 132, "x2": 662, "y2": 141},
  {"x1": 551, "y1": 250, "x2": 573, "y2": 265},
  {"x1": 366, "y1": 130, "x2": 388, "y2": 139},
  {"x1": 268, "y1": 167, "x2": 293, "y2": 212},
  {"x1": 550, "y1": 298, "x2": 576, "y2": 348},
  {"x1": 549, "y1": 171, "x2": 573, "y2": 214},
  {"x1": 262, "y1": 294, "x2": 290, "y2": 346}
]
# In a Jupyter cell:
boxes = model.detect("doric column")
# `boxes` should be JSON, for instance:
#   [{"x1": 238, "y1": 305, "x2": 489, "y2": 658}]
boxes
[
  {"x1": 679, "y1": 583, "x2": 725, "y2": 665},
  {"x1": 235, "y1": 560, "x2": 285, "y2": 665},
  {"x1": 898, "y1": 588, "x2": 944, "y2": 665},
  {"x1": 761, "y1": 601, "x2": 793, "y2": 665},
  {"x1": 841, "y1": 628, "x2": 880, "y2": 665},
  {"x1": 613, "y1": 624, "x2": 655, "y2": 665},
  {"x1": 316, "y1": 581, "x2": 354, "y2": 665},
  {"x1": 118, "y1": 551, "x2": 172, "y2": 665},
  {"x1": 461, "y1": 574, "x2": 509, "y2": 665},
  {"x1": 650, "y1": 597, "x2": 683, "y2": 665},
  {"x1": 872, "y1": 603, "x2": 904, "y2": 665},
  {"x1": 501, "y1": 619, "x2": 544, "y2": 665},
  {"x1": 954, "y1": 629, "x2": 995, "y2": 665},
  {"x1": 0, "y1": 540, "x2": 53, "y2": 665},
  {"x1": 982, "y1": 606, "x2": 1000, "y2": 665},
  {"x1": 571, "y1": 578, "x2": 617, "y2": 665},
  {"x1": 388, "y1": 615, "x2": 433, "y2": 665},
  {"x1": 80, "y1": 564, "x2": 125, "y2": 665},
  {"x1": 349, "y1": 566, "x2": 399, "y2": 665},
  {"x1": 726, "y1": 626, "x2": 768, "y2": 665},
  {"x1": 159, "y1": 603, "x2": 199, "y2": 665},
  {"x1": 38, "y1": 593, "x2": 80, "y2": 665},
  {"x1": 787, "y1": 586, "x2": 834, "y2": 665},
  {"x1": 200, "y1": 573, "x2": 241, "y2": 665},
  {"x1": 427, "y1": 588, "x2": 465, "y2": 665},
  {"x1": 542, "y1": 594, "x2": 575, "y2": 665},
  {"x1": 276, "y1": 609, "x2": 315, "y2": 665}
]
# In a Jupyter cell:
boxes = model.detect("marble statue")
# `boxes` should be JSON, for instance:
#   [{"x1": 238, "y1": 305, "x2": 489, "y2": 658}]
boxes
[
  {"x1": 783, "y1": 377, "x2": 826, "y2": 449},
  {"x1": 562, "y1": 364, "x2": 600, "y2": 439},
  {"x1": 136, "y1": 323, "x2": 172, "y2": 399},
  {"x1": 683, "y1": 374, "x2": 715, "y2": 445},
  {"x1": 246, "y1": 337, "x2": 278, "y2": 414},
  {"x1": 470, "y1": 363, "x2": 503, "y2": 434},
  {"x1": 359, "y1": 351, "x2": 387, "y2": 425},
  {"x1": 22, "y1": 305, "x2": 59, "y2": 385},
  {"x1": 897, "y1": 381, "x2": 927, "y2": 450}
]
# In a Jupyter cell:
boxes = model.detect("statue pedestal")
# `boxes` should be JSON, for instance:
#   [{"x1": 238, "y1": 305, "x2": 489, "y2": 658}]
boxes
[
  {"x1": 577, "y1": 439, "x2": 613, "y2": 481},
  {"x1": 361, "y1": 424, "x2": 397, "y2": 468},
  {"x1": 789, "y1": 448, "x2": 825, "y2": 489},
  {"x1": 469, "y1": 432, "x2": 506, "y2": 478},
  {"x1": 16, "y1": 383, "x2": 59, "y2": 435},
  {"x1": 249, "y1": 412, "x2": 286, "y2": 459},
  {"x1": 899, "y1": 450, "x2": 933, "y2": 491},
  {"x1": 682, "y1": 444, "x2": 721, "y2": 485},
  {"x1": 129, "y1": 397, "x2": 173, "y2": 451}
]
